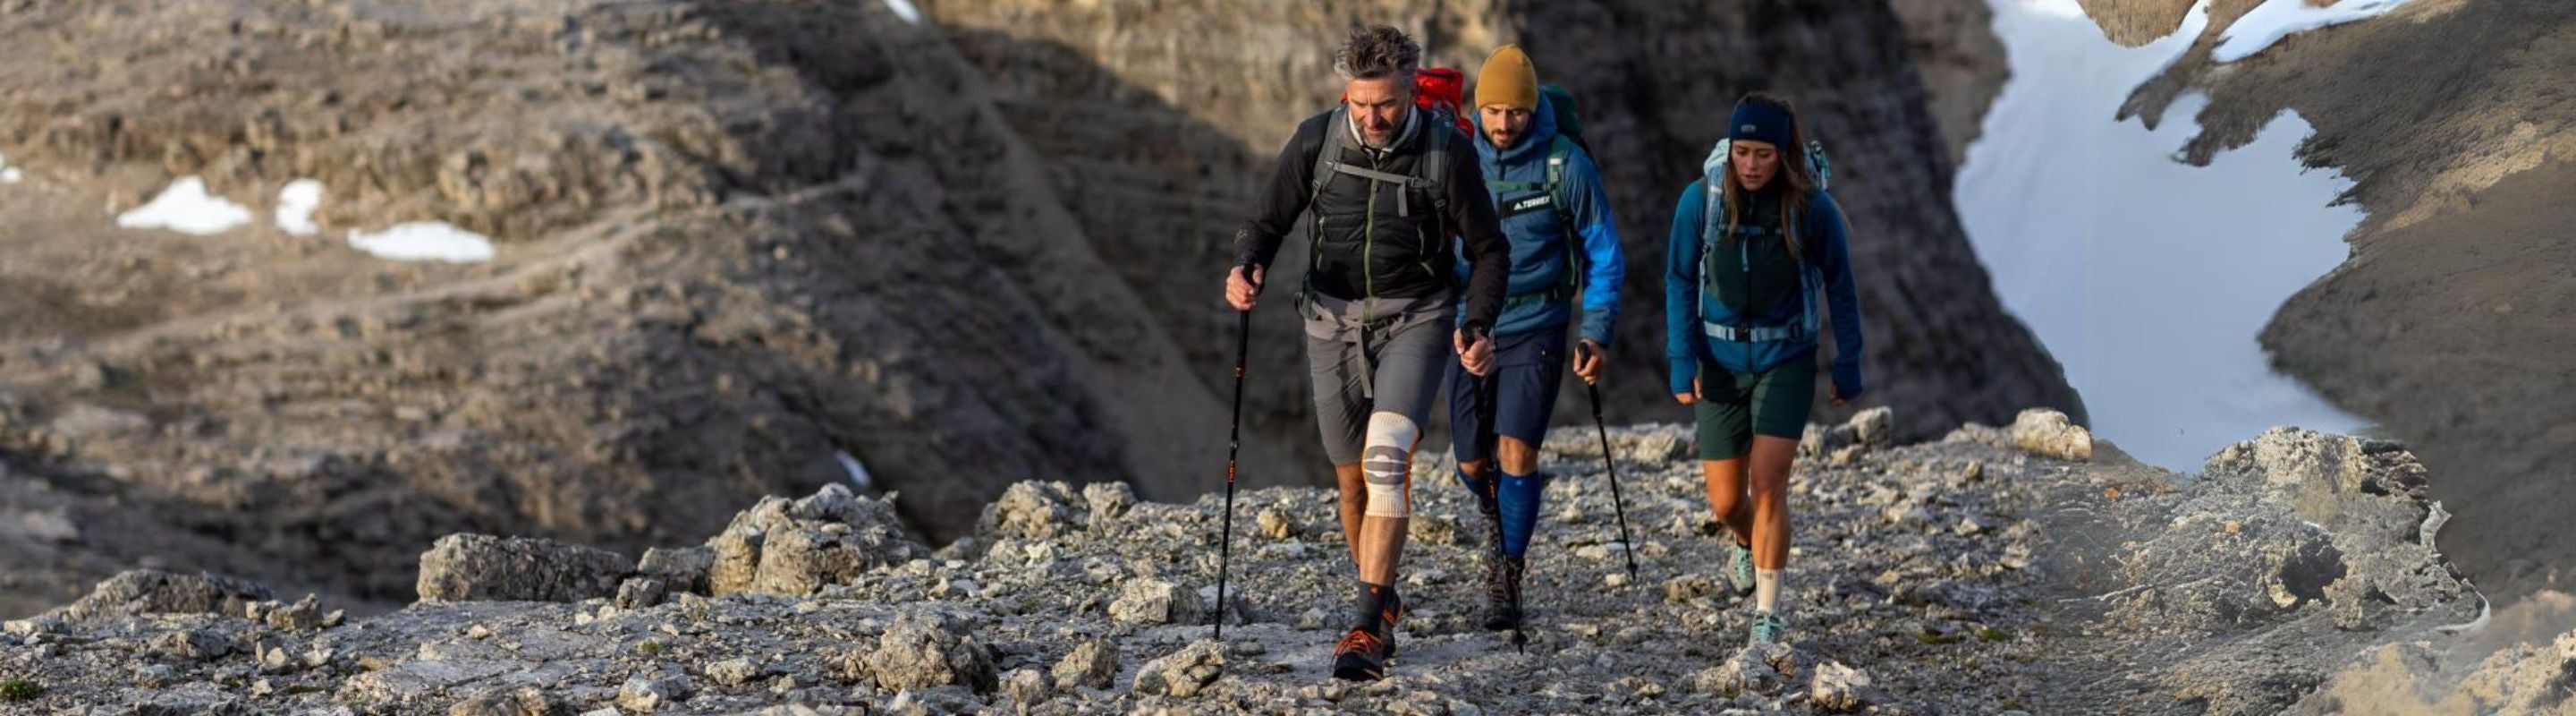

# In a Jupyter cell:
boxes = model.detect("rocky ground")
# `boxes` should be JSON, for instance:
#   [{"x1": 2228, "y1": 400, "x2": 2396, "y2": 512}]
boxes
[{"x1": 1, "y1": 410, "x2": 2528, "y2": 714}]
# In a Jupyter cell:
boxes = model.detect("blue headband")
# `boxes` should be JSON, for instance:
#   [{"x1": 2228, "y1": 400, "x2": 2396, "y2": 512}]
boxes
[{"x1": 1728, "y1": 101, "x2": 1793, "y2": 150}]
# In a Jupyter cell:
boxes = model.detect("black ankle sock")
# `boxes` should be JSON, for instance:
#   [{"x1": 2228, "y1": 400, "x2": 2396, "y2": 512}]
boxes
[{"x1": 1352, "y1": 581, "x2": 1401, "y2": 633}]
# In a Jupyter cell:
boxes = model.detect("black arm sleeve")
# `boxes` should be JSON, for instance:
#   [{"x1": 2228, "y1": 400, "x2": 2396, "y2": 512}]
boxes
[
  {"x1": 1447, "y1": 131, "x2": 1511, "y2": 332},
  {"x1": 1233, "y1": 115, "x2": 1329, "y2": 269}
]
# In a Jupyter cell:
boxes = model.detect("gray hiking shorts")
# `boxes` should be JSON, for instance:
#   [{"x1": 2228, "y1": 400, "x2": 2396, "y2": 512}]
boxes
[{"x1": 1301, "y1": 290, "x2": 1455, "y2": 467}]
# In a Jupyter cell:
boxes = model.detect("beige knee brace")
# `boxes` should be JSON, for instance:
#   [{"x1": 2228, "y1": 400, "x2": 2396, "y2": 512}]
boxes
[{"x1": 1360, "y1": 412, "x2": 1419, "y2": 518}]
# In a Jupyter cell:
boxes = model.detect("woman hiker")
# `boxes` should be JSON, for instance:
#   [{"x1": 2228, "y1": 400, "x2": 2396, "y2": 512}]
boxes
[{"x1": 1663, "y1": 92, "x2": 1868, "y2": 647}]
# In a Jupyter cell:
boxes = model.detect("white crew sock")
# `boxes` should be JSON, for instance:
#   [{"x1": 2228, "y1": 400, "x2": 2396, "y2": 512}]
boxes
[{"x1": 1755, "y1": 568, "x2": 1784, "y2": 613}]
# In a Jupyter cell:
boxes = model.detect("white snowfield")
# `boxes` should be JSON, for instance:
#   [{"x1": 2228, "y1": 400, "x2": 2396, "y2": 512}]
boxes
[
  {"x1": 2215, "y1": 0, "x2": 2414, "y2": 63},
  {"x1": 1960, "y1": 0, "x2": 2368, "y2": 470},
  {"x1": 346, "y1": 221, "x2": 497, "y2": 263},
  {"x1": 115, "y1": 176, "x2": 253, "y2": 235}
]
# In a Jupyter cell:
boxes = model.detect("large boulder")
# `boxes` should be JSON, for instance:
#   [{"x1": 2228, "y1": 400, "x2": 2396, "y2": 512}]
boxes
[
  {"x1": 866, "y1": 610, "x2": 998, "y2": 694},
  {"x1": 2008, "y1": 409, "x2": 2094, "y2": 462},
  {"x1": 40, "y1": 569, "x2": 273, "y2": 622},
  {"x1": 976, "y1": 482, "x2": 1089, "y2": 541},
  {"x1": 708, "y1": 484, "x2": 924, "y2": 596},
  {"x1": 416, "y1": 534, "x2": 630, "y2": 602}
]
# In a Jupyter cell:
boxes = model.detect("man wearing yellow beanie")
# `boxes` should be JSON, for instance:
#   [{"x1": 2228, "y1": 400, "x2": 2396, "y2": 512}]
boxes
[
  {"x1": 1477, "y1": 45, "x2": 1540, "y2": 123},
  {"x1": 1452, "y1": 43, "x2": 1626, "y2": 637}
]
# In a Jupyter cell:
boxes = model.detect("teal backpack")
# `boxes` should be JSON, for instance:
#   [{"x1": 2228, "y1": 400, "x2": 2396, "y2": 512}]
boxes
[{"x1": 1695, "y1": 139, "x2": 1834, "y2": 345}]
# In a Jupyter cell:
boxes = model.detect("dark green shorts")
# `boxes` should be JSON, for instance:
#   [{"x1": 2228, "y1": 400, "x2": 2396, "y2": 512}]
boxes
[{"x1": 1694, "y1": 360, "x2": 1817, "y2": 461}]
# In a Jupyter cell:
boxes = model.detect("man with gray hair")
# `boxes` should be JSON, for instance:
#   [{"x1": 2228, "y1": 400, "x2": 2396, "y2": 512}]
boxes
[{"x1": 1224, "y1": 23, "x2": 1511, "y2": 681}]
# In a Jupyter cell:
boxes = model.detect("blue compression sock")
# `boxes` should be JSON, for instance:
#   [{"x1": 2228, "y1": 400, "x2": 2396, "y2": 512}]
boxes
[{"x1": 1498, "y1": 469, "x2": 1546, "y2": 558}]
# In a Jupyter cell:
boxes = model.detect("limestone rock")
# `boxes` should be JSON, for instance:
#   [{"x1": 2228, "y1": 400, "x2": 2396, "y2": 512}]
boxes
[
  {"x1": 978, "y1": 482, "x2": 1088, "y2": 541},
  {"x1": 637, "y1": 546, "x2": 716, "y2": 595},
  {"x1": 2006, "y1": 409, "x2": 2092, "y2": 461},
  {"x1": 1810, "y1": 661, "x2": 1876, "y2": 712},
  {"x1": 416, "y1": 534, "x2": 630, "y2": 602},
  {"x1": 1052, "y1": 638, "x2": 1119, "y2": 691},
  {"x1": 866, "y1": 610, "x2": 997, "y2": 693},
  {"x1": 1108, "y1": 578, "x2": 1202, "y2": 628},
  {"x1": 44, "y1": 570, "x2": 274, "y2": 622},
  {"x1": 1132, "y1": 640, "x2": 1225, "y2": 698},
  {"x1": 618, "y1": 670, "x2": 695, "y2": 712},
  {"x1": 1002, "y1": 667, "x2": 1055, "y2": 710},
  {"x1": 708, "y1": 485, "x2": 925, "y2": 596}
]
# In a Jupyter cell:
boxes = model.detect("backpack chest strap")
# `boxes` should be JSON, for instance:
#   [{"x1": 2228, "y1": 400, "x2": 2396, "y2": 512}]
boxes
[{"x1": 1323, "y1": 160, "x2": 1436, "y2": 217}]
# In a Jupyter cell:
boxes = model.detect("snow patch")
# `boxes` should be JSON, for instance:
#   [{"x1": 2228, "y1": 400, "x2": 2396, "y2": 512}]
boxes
[
  {"x1": 880, "y1": 0, "x2": 922, "y2": 25},
  {"x1": 2436, "y1": 592, "x2": 2493, "y2": 635},
  {"x1": 115, "y1": 176, "x2": 254, "y2": 235},
  {"x1": 1961, "y1": 0, "x2": 2367, "y2": 470},
  {"x1": 2214, "y1": 0, "x2": 2412, "y2": 63},
  {"x1": 835, "y1": 450, "x2": 874, "y2": 489},
  {"x1": 346, "y1": 222, "x2": 496, "y2": 263},
  {"x1": 0, "y1": 151, "x2": 21, "y2": 183},
  {"x1": 275, "y1": 179, "x2": 324, "y2": 236},
  {"x1": 2421, "y1": 499, "x2": 2451, "y2": 553}
]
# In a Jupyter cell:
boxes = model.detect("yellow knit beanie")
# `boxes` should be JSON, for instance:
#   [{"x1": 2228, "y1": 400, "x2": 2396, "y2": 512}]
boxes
[{"x1": 1476, "y1": 44, "x2": 1538, "y2": 113}]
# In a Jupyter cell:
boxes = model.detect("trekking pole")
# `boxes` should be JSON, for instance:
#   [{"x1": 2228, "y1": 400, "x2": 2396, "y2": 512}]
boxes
[
  {"x1": 1214, "y1": 266, "x2": 1255, "y2": 643},
  {"x1": 1470, "y1": 327, "x2": 1526, "y2": 653},
  {"x1": 1576, "y1": 342, "x2": 1640, "y2": 582}
]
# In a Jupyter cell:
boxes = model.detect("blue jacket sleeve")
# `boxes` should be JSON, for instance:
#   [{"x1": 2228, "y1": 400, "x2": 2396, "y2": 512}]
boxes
[
  {"x1": 1811, "y1": 192, "x2": 1866, "y2": 398},
  {"x1": 1665, "y1": 181, "x2": 1707, "y2": 396},
  {"x1": 1563, "y1": 149, "x2": 1624, "y2": 346}
]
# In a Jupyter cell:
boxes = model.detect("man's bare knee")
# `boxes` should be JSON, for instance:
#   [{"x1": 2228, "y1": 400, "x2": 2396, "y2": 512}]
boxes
[{"x1": 1496, "y1": 436, "x2": 1538, "y2": 475}]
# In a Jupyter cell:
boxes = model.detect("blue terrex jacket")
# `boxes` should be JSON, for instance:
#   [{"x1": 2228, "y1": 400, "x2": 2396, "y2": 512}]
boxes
[
  {"x1": 1452, "y1": 94, "x2": 1623, "y2": 344},
  {"x1": 1664, "y1": 143, "x2": 1866, "y2": 398}
]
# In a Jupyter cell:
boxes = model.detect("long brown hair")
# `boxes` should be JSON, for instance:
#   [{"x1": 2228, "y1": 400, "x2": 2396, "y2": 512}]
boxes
[{"x1": 1720, "y1": 92, "x2": 1815, "y2": 260}]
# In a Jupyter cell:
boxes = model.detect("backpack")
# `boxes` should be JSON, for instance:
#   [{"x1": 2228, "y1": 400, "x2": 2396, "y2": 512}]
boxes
[
  {"x1": 1482, "y1": 82, "x2": 1593, "y2": 309},
  {"x1": 1310, "y1": 67, "x2": 1474, "y2": 219},
  {"x1": 1695, "y1": 139, "x2": 1835, "y2": 344},
  {"x1": 1415, "y1": 68, "x2": 1476, "y2": 137},
  {"x1": 1302, "y1": 70, "x2": 1468, "y2": 300}
]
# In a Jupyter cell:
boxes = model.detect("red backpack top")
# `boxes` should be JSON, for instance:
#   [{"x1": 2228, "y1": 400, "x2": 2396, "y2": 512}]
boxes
[
  {"x1": 1338, "y1": 67, "x2": 1476, "y2": 137},
  {"x1": 1413, "y1": 67, "x2": 1475, "y2": 136}
]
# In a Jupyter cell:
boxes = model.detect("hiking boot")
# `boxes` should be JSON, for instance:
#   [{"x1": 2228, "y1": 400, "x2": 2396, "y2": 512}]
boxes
[
  {"x1": 1330, "y1": 627, "x2": 1392, "y2": 681},
  {"x1": 1465, "y1": 469, "x2": 1507, "y2": 562},
  {"x1": 1481, "y1": 556, "x2": 1526, "y2": 631},
  {"x1": 1749, "y1": 609, "x2": 1788, "y2": 645},
  {"x1": 1723, "y1": 539, "x2": 1757, "y2": 597}
]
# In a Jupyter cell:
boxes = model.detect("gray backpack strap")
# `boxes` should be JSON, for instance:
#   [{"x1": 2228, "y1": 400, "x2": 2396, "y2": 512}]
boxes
[
  {"x1": 1312, "y1": 109, "x2": 1452, "y2": 219},
  {"x1": 1546, "y1": 136, "x2": 1580, "y2": 294},
  {"x1": 1417, "y1": 116, "x2": 1453, "y2": 223},
  {"x1": 1303, "y1": 107, "x2": 1354, "y2": 316},
  {"x1": 1309, "y1": 107, "x2": 1352, "y2": 201}
]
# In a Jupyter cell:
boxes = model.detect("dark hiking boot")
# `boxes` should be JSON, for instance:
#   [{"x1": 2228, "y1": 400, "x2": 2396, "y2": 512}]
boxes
[
  {"x1": 1482, "y1": 556, "x2": 1527, "y2": 631},
  {"x1": 1330, "y1": 627, "x2": 1392, "y2": 681}
]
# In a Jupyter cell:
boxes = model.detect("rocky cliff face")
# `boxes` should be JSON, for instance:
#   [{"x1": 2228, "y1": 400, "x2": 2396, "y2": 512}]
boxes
[
  {"x1": 0, "y1": 412, "x2": 2498, "y2": 714},
  {"x1": 1891, "y1": 0, "x2": 2012, "y2": 168},
  {"x1": 2071, "y1": 0, "x2": 2576, "y2": 604},
  {"x1": 0, "y1": 0, "x2": 1299, "y2": 609}
]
